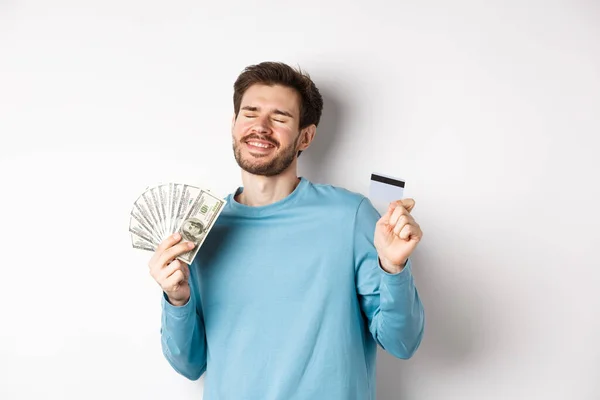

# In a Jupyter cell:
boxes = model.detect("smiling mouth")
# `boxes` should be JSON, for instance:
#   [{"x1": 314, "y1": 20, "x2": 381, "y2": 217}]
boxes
[{"x1": 244, "y1": 140, "x2": 277, "y2": 150}]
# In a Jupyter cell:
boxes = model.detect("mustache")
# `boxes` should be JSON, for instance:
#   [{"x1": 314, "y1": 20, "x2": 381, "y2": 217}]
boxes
[{"x1": 242, "y1": 134, "x2": 279, "y2": 147}]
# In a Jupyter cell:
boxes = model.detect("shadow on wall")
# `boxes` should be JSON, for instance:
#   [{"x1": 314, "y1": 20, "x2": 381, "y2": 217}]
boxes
[
  {"x1": 297, "y1": 83, "x2": 348, "y2": 183},
  {"x1": 376, "y1": 236, "x2": 487, "y2": 399},
  {"x1": 301, "y1": 83, "x2": 485, "y2": 399}
]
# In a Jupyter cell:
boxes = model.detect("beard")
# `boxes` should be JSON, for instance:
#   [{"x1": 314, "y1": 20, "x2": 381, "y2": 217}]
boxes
[{"x1": 233, "y1": 132, "x2": 301, "y2": 177}]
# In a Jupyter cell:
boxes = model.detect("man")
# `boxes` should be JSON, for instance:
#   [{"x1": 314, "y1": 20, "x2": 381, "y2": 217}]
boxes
[{"x1": 148, "y1": 61, "x2": 425, "y2": 399}]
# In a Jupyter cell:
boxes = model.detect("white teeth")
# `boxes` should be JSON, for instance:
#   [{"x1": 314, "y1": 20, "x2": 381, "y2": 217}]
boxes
[{"x1": 248, "y1": 141, "x2": 271, "y2": 148}]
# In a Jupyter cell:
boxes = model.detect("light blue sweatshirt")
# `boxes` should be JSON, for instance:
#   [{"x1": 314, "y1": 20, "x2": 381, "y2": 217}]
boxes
[{"x1": 160, "y1": 177, "x2": 424, "y2": 399}]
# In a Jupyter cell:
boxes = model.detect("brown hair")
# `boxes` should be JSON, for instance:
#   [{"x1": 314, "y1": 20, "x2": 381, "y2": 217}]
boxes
[{"x1": 233, "y1": 62, "x2": 323, "y2": 155}]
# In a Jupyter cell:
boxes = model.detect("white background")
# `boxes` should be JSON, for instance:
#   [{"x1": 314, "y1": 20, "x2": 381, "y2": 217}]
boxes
[{"x1": 1, "y1": 1, "x2": 599, "y2": 399}]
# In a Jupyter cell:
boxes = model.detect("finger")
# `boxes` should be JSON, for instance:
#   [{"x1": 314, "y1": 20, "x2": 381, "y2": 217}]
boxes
[
  {"x1": 164, "y1": 270, "x2": 186, "y2": 292},
  {"x1": 161, "y1": 259, "x2": 189, "y2": 281},
  {"x1": 159, "y1": 241, "x2": 195, "y2": 267},
  {"x1": 389, "y1": 203, "x2": 408, "y2": 226},
  {"x1": 149, "y1": 233, "x2": 182, "y2": 266},
  {"x1": 400, "y1": 198, "x2": 415, "y2": 213},
  {"x1": 379, "y1": 202, "x2": 395, "y2": 225},
  {"x1": 393, "y1": 215, "x2": 410, "y2": 236},
  {"x1": 389, "y1": 198, "x2": 415, "y2": 213},
  {"x1": 400, "y1": 223, "x2": 422, "y2": 241}
]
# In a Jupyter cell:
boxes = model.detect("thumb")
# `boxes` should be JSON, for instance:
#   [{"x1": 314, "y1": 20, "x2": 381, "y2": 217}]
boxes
[
  {"x1": 379, "y1": 202, "x2": 396, "y2": 225},
  {"x1": 400, "y1": 198, "x2": 415, "y2": 213}
]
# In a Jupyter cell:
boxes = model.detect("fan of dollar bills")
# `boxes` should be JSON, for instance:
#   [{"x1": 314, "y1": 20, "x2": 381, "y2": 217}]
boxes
[{"x1": 129, "y1": 183, "x2": 226, "y2": 264}]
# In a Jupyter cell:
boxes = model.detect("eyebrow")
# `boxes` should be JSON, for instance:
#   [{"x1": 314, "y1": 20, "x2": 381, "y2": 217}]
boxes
[{"x1": 241, "y1": 106, "x2": 295, "y2": 119}]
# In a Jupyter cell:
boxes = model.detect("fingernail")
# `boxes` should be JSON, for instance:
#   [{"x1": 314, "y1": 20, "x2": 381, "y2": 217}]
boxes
[
  {"x1": 173, "y1": 233, "x2": 180, "y2": 239},
  {"x1": 187, "y1": 242, "x2": 195, "y2": 249}
]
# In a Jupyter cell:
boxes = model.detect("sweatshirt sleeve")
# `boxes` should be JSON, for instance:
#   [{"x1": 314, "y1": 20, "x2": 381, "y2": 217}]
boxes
[
  {"x1": 354, "y1": 197, "x2": 425, "y2": 359},
  {"x1": 160, "y1": 263, "x2": 207, "y2": 380}
]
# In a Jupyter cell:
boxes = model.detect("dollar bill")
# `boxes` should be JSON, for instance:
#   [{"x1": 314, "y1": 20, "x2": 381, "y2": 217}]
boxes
[
  {"x1": 141, "y1": 190, "x2": 162, "y2": 240},
  {"x1": 129, "y1": 217, "x2": 159, "y2": 248},
  {"x1": 130, "y1": 231, "x2": 156, "y2": 251},
  {"x1": 149, "y1": 186, "x2": 165, "y2": 240},
  {"x1": 175, "y1": 189, "x2": 225, "y2": 264},
  {"x1": 158, "y1": 184, "x2": 169, "y2": 239},
  {"x1": 166, "y1": 183, "x2": 174, "y2": 235},
  {"x1": 129, "y1": 183, "x2": 226, "y2": 259},
  {"x1": 130, "y1": 204, "x2": 162, "y2": 245},
  {"x1": 173, "y1": 184, "x2": 201, "y2": 236}
]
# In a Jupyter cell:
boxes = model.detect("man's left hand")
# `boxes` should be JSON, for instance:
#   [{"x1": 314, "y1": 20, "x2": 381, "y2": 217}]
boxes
[{"x1": 374, "y1": 198, "x2": 423, "y2": 274}]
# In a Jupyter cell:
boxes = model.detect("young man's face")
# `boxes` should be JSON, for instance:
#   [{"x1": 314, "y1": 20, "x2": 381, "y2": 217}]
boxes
[{"x1": 231, "y1": 84, "x2": 309, "y2": 177}]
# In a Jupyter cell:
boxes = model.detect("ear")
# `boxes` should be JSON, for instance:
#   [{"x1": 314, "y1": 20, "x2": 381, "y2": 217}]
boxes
[{"x1": 298, "y1": 125, "x2": 317, "y2": 152}]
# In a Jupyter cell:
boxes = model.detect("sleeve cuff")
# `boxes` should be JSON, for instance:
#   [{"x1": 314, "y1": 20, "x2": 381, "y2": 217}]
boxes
[
  {"x1": 378, "y1": 258, "x2": 414, "y2": 284},
  {"x1": 161, "y1": 291, "x2": 195, "y2": 317}
]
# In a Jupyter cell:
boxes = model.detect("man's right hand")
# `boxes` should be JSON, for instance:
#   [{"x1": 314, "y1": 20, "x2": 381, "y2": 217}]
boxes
[{"x1": 149, "y1": 233, "x2": 196, "y2": 307}]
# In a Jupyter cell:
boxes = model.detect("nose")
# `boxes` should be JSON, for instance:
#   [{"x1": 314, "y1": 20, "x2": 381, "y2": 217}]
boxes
[{"x1": 251, "y1": 114, "x2": 271, "y2": 135}]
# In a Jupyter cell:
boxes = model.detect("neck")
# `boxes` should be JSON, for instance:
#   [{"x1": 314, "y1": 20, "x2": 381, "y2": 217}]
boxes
[{"x1": 236, "y1": 164, "x2": 300, "y2": 207}]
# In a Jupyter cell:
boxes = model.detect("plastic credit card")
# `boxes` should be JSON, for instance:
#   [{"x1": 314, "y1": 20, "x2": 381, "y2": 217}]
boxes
[{"x1": 368, "y1": 173, "x2": 405, "y2": 215}]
